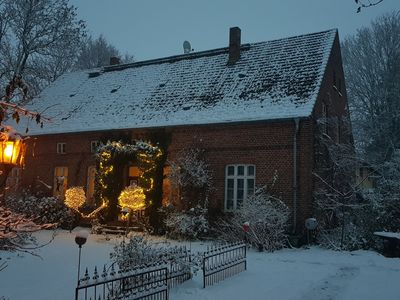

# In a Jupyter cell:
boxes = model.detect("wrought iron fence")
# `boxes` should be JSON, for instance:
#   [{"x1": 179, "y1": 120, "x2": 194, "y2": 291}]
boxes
[
  {"x1": 75, "y1": 263, "x2": 168, "y2": 300},
  {"x1": 202, "y1": 242, "x2": 246, "y2": 288},
  {"x1": 75, "y1": 242, "x2": 247, "y2": 298},
  {"x1": 162, "y1": 246, "x2": 193, "y2": 288}
]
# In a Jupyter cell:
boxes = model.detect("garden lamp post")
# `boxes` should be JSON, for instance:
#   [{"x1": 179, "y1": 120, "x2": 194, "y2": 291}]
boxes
[
  {"x1": 75, "y1": 230, "x2": 89, "y2": 285},
  {"x1": 0, "y1": 135, "x2": 26, "y2": 203},
  {"x1": 121, "y1": 207, "x2": 130, "y2": 237},
  {"x1": 0, "y1": 137, "x2": 25, "y2": 166}
]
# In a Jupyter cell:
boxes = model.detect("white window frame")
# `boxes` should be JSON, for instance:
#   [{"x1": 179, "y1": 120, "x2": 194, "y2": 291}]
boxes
[
  {"x1": 90, "y1": 140, "x2": 100, "y2": 153},
  {"x1": 225, "y1": 164, "x2": 255, "y2": 211},
  {"x1": 57, "y1": 142, "x2": 66, "y2": 154}
]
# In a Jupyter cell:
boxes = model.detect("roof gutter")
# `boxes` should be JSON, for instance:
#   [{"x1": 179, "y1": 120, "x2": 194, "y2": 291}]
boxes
[
  {"x1": 24, "y1": 116, "x2": 311, "y2": 137},
  {"x1": 292, "y1": 118, "x2": 300, "y2": 234}
]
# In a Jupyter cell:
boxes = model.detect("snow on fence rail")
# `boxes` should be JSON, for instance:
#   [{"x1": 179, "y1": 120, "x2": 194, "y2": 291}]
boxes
[
  {"x1": 162, "y1": 246, "x2": 193, "y2": 288},
  {"x1": 75, "y1": 263, "x2": 168, "y2": 300},
  {"x1": 75, "y1": 242, "x2": 247, "y2": 299},
  {"x1": 202, "y1": 242, "x2": 246, "y2": 288}
]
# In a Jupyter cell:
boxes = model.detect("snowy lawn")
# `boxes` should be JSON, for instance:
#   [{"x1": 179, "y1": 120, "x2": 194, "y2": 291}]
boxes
[{"x1": 1, "y1": 229, "x2": 400, "y2": 300}]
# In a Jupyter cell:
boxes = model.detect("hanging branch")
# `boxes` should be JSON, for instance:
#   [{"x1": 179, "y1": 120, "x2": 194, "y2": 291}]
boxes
[
  {"x1": 355, "y1": 0, "x2": 384, "y2": 13},
  {"x1": 0, "y1": 77, "x2": 51, "y2": 128}
]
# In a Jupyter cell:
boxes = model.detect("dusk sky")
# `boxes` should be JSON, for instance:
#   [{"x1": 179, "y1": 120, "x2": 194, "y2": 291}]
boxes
[{"x1": 71, "y1": 0, "x2": 399, "y2": 61}]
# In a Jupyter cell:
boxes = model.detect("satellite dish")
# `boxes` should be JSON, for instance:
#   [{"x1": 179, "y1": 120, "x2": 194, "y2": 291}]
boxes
[{"x1": 183, "y1": 41, "x2": 191, "y2": 54}]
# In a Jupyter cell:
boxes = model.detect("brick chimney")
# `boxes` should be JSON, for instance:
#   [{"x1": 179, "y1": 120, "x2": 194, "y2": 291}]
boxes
[
  {"x1": 228, "y1": 27, "x2": 241, "y2": 65},
  {"x1": 109, "y1": 56, "x2": 120, "y2": 65}
]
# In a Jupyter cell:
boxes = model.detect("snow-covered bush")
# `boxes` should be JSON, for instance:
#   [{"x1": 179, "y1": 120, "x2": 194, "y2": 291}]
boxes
[
  {"x1": 110, "y1": 236, "x2": 158, "y2": 269},
  {"x1": 316, "y1": 150, "x2": 400, "y2": 250},
  {"x1": 370, "y1": 152, "x2": 400, "y2": 231},
  {"x1": 110, "y1": 235, "x2": 200, "y2": 274},
  {"x1": 65, "y1": 187, "x2": 86, "y2": 211},
  {"x1": 217, "y1": 187, "x2": 289, "y2": 251},
  {"x1": 167, "y1": 148, "x2": 212, "y2": 208},
  {"x1": 315, "y1": 184, "x2": 385, "y2": 251},
  {"x1": 118, "y1": 185, "x2": 146, "y2": 211},
  {"x1": 163, "y1": 205, "x2": 209, "y2": 240},
  {"x1": 0, "y1": 205, "x2": 55, "y2": 251},
  {"x1": 5, "y1": 192, "x2": 75, "y2": 228}
]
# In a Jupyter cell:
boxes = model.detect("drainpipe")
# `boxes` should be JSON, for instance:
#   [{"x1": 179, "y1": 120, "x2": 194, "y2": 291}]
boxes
[{"x1": 292, "y1": 118, "x2": 300, "y2": 234}]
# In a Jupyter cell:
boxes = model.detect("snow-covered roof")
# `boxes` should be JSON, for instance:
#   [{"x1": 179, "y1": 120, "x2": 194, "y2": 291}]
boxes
[{"x1": 21, "y1": 29, "x2": 337, "y2": 135}]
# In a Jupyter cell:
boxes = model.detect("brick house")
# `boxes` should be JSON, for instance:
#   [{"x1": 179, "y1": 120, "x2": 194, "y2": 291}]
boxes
[{"x1": 14, "y1": 27, "x2": 351, "y2": 233}]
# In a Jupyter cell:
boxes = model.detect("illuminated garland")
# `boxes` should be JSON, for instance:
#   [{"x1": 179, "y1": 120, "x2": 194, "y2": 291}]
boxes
[{"x1": 95, "y1": 140, "x2": 163, "y2": 220}]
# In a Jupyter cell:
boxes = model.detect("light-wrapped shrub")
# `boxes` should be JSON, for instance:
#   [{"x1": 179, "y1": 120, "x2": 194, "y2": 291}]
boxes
[
  {"x1": 65, "y1": 187, "x2": 86, "y2": 211},
  {"x1": 118, "y1": 185, "x2": 146, "y2": 211}
]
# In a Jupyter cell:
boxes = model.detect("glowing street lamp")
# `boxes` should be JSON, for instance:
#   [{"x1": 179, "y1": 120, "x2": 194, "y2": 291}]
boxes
[{"x1": 0, "y1": 138, "x2": 25, "y2": 166}]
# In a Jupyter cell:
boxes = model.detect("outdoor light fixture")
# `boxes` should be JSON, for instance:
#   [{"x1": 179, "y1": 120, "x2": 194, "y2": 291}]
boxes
[
  {"x1": 121, "y1": 207, "x2": 130, "y2": 237},
  {"x1": 121, "y1": 207, "x2": 130, "y2": 217},
  {"x1": 0, "y1": 138, "x2": 25, "y2": 166},
  {"x1": 75, "y1": 230, "x2": 89, "y2": 285},
  {"x1": 75, "y1": 230, "x2": 88, "y2": 247}
]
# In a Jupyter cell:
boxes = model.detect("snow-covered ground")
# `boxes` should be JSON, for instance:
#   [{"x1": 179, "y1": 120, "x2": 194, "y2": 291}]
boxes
[{"x1": 1, "y1": 229, "x2": 399, "y2": 300}]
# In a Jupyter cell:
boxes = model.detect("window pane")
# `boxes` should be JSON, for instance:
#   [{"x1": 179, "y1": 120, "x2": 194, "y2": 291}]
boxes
[
  {"x1": 247, "y1": 179, "x2": 255, "y2": 196},
  {"x1": 227, "y1": 179, "x2": 234, "y2": 189},
  {"x1": 238, "y1": 166, "x2": 244, "y2": 176},
  {"x1": 237, "y1": 179, "x2": 244, "y2": 189},
  {"x1": 248, "y1": 165, "x2": 255, "y2": 176},
  {"x1": 237, "y1": 179, "x2": 244, "y2": 208},
  {"x1": 227, "y1": 166, "x2": 234, "y2": 176},
  {"x1": 227, "y1": 179, "x2": 234, "y2": 209}
]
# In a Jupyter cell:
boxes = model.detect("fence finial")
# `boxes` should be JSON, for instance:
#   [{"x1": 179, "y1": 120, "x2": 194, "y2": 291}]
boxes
[{"x1": 93, "y1": 266, "x2": 99, "y2": 280}]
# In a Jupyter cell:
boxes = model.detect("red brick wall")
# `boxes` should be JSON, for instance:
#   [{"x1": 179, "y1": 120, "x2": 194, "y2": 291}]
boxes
[
  {"x1": 21, "y1": 119, "x2": 314, "y2": 231},
  {"x1": 310, "y1": 32, "x2": 352, "y2": 221},
  {"x1": 313, "y1": 32, "x2": 349, "y2": 124}
]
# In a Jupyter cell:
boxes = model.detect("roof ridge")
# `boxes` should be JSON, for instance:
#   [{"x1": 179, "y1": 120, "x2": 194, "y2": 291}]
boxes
[
  {"x1": 102, "y1": 45, "x2": 247, "y2": 72},
  {"x1": 100, "y1": 28, "x2": 337, "y2": 73}
]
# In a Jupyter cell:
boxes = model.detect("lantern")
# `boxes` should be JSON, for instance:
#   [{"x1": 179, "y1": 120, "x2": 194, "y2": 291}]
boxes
[{"x1": 0, "y1": 138, "x2": 25, "y2": 166}]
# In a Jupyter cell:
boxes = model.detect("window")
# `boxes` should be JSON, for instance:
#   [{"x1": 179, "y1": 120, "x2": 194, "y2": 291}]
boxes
[
  {"x1": 90, "y1": 140, "x2": 100, "y2": 153},
  {"x1": 128, "y1": 166, "x2": 141, "y2": 186},
  {"x1": 53, "y1": 167, "x2": 68, "y2": 199},
  {"x1": 86, "y1": 166, "x2": 96, "y2": 203},
  {"x1": 225, "y1": 164, "x2": 255, "y2": 211},
  {"x1": 57, "y1": 142, "x2": 66, "y2": 154}
]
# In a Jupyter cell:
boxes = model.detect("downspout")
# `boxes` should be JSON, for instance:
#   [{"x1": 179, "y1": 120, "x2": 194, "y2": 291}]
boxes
[{"x1": 292, "y1": 118, "x2": 300, "y2": 234}]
